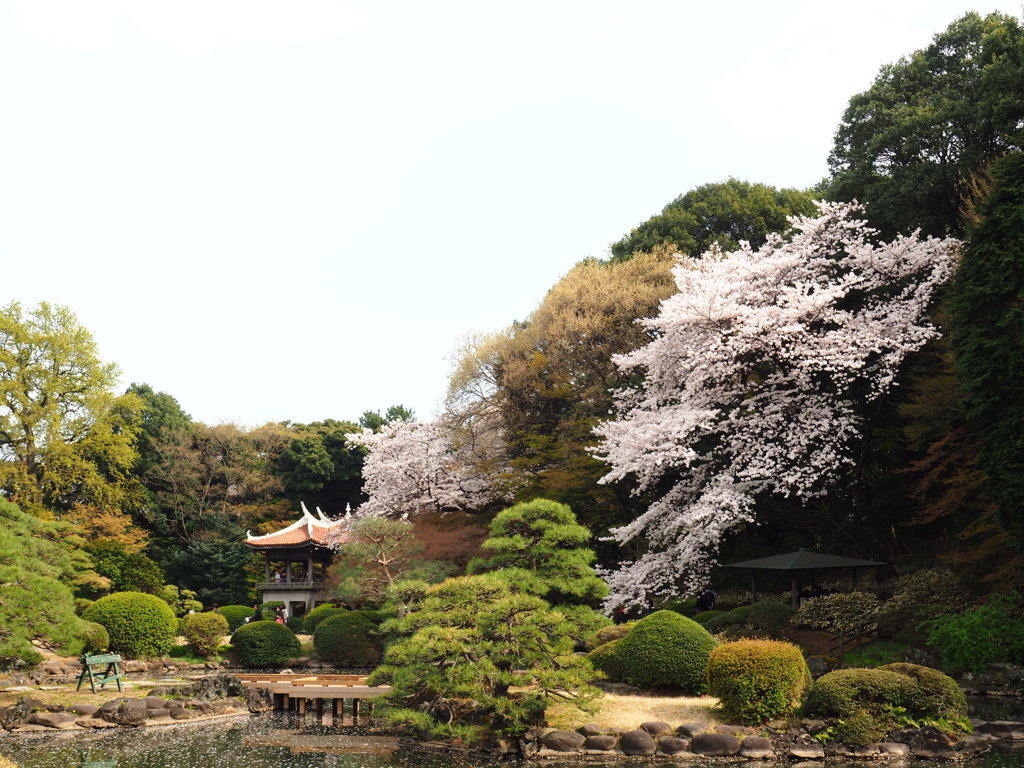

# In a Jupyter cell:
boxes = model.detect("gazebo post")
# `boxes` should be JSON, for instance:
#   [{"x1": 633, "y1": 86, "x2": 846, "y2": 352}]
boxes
[
  {"x1": 791, "y1": 573, "x2": 799, "y2": 610},
  {"x1": 264, "y1": 553, "x2": 270, "y2": 583},
  {"x1": 750, "y1": 570, "x2": 757, "y2": 603},
  {"x1": 852, "y1": 567, "x2": 858, "y2": 590}
]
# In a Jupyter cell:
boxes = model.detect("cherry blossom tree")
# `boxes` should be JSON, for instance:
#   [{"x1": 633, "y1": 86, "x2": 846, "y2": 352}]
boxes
[
  {"x1": 347, "y1": 420, "x2": 505, "y2": 517},
  {"x1": 593, "y1": 202, "x2": 960, "y2": 611}
]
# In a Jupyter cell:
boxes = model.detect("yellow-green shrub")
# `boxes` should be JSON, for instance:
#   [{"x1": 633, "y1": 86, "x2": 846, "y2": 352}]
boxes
[
  {"x1": 588, "y1": 638, "x2": 624, "y2": 678},
  {"x1": 707, "y1": 639, "x2": 810, "y2": 724},
  {"x1": 614, "y1": 610, "x2": 716, "y2": 693},
  {"x1": 183, "y1": 612, "x2": 229, "y2": 658},
  {"x1": 82, "y1": 591, "x2": 178, "y2": 659}
]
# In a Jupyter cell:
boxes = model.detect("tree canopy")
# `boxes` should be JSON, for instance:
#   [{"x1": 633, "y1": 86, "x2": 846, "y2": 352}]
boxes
[
  {"x1": 827, "y1": 11, "x2": 1024, "y2": 238},
  {"x1": 610, "y1": 179, "x2": 816, "y2": 260}
]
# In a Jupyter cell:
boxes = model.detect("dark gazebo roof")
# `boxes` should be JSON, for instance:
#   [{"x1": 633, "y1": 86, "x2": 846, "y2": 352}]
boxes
[{"x1": 724, "y1": 549, "x2": 886, "y2": 571}]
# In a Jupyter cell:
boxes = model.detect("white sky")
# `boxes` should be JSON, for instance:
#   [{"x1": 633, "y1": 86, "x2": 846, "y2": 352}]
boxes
[{"x1": 1, "y1": 1, "x2": 1019, "y2": 426}]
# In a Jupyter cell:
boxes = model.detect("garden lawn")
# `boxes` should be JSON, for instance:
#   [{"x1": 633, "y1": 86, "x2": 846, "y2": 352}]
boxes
[{"x1": 545, "y1": 693, "x2": 721, "y2": 731}]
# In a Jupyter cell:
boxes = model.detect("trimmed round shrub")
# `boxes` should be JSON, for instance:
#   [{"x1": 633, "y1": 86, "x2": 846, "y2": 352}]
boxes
[
  {"x1": 357, "y1": 609, "x2": 386, "y2": 625},
  {"x1": 707, "y1": 639, "x2": 811, "y2": 724},
  {"x1": 588, "y1": 638, "x2": 624, "y2": 679},
  {"x1": 592, "y1": 621, "x2": 635, "y2": 649},
  {"x1": 747, "y1": 600, "x2": 795, "y2": 636},
  {"x1": 614, "y1": 610, "x2": 716, "y2": 693},
  {"x1": 82, "y1": 591, "x2": 178, "y2": 659},
  {"x1": 230, "y1": 621, "x2": 300, "y2": 668},
  {"x1": 692, "y1": 610, "x2": 724, "y2": 626},
  {"x1": 304, "y1": 604, "x2": 343, "y2": 635},
  {"x1": 704, "y1": 612, "x2": 747, "y2": 634},
  {"x1": 220, "y1": 605, "x2": 256, "y2": 632},
  {"x1": 805, "y1": 664, "x2": 969, "y2": 746},
  {"x1": 314, "y1": 612, "x2": 381, "y2": 666},
  {"x1": 728, "y1": 605, "x2": 751, "y2": 621},
  {"x1": 183, "y1": 612, "x2": 229, "y2": 658},
  {"x1": 285, "y1": 615, "x2": 304, "y2": 633},
  {"x1": 78, "y1": 620, "x2": 109, "y2": 654}
]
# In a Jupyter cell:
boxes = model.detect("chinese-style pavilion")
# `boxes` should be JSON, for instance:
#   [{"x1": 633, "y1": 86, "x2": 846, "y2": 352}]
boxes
[{"x1": 244, "y1": 502, "x2": 351, "y2": 618}]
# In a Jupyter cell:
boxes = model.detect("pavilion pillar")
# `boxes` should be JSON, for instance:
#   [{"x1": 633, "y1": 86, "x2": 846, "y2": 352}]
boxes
[
  {"x1": 750, "y1": 571, "x2": 757, "y2": 603},
  {"x1": 791, "y1": 573, "x2": 799, "y2": 610},
  {"x1": 307, "y1": 556, "x2": 313, "y2": 582},
  {"x1": 265, "y1": 553, "x2": 270, "y2": 583},
  {"x1": 852, "y1": 567, "x2": 858, "y2": 590},
  {"x1": 286, "y1": 556, "x2": 293, "y2": 583}
]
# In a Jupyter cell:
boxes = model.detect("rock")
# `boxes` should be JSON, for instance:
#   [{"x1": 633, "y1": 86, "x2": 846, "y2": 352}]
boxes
[
  {"x1": 148, "y1": 708, "x2": 171, "y2": 719},
  {"x1": 517, "y1": 738, "x2": 538, "y2": 757},
  {"x1": 618, "y1": 729, "x2": 657, "y2": 756},
  {"x1": 805, "y1": 656, "x2": 833, "y2": 678},
  {"x1": 847, "y1": 744, "x2": 879, "y2": 757},
  {"x1": 76, "y1": 717, "x2": 117, "y2": 728},
  {"x1": 640, "y1": 720, "x2": 672, "y2": 737},
  {"x1": 26, "y1": 712, "x2": 79, "y2": 729},
  {"x1": 171, "y1": 708, "x2": 199, "y2": 720},
  {"x1": 739, "y1": 735, "x2": 774, "y2": 758},
  {"x1": 292, "y1": 657, "x2": 311, "y2": 667},
  {"x1": 577, "y1": 723, "x2": 602, "y2": 737},
  {"x1": 124, "y1": 660, "x2": 148, "y2": 673},
  {"x1": 0, "y1": 696, "x2": 43, "y2": 729},
  {"x1": 175, "y1": 661, "x2": 191, "y2": 670},
  {"x1": 898, "y1": 725, "x2": 956, "y2": 757},
  {"x1": 583, "y1": 735, "x2": 619, "y2": 751},
  {"x1": 99, "y1": 697, "x2": 149, "y2": 725},
  {"x1": 788, "y1": 741, "x2": 825, "y2": 759},
  {"x1": 143, "y1": 696, "x2": 167, "y2": 709},
  {"x1": 540, "y1": 730, "x2": 586, "y2": 751},
  {"x1": 977, "y1": 721, "x2": 1024, "y2": 740},
  {"x1": 956, "y1": 734, "x2": 992, "y2": 755},
  {"x1": 147, "y1": 662, "x2": 164, "y2": 671},
  {"x1": 244, "y1": 687, "x2": 273, "y2": 713},
  {"x1": 714, "y1": 724, "x2": 754, "y2": 736},
  {"x1": 676, "y1": 722, "x2": 709, "y2": 738},
  {"x1": 657, "y1": 736, "x2": 691, "y2": 755},
  {"x1": 877, "y1": 742, "x2": 911, "y2": 755},
  {"x1": 69, "y1": 704, "x2": 98, "y2": 716},
  {"x1": 189, "y1": 663, "x2": 206, "y2": 670},
  {"x1": 691, "y1": 732, "x2": 741, "y2": 756},
  {"x1": 279, "y1": 668, "x2": 294, "y2": 675}
]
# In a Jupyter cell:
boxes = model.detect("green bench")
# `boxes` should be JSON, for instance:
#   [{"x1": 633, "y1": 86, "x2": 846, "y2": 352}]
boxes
[{"x1": 76, "y1": 653, "x2": 124, "y2": 694}]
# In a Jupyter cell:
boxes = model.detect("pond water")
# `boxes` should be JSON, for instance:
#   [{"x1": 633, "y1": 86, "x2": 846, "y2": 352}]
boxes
[{"x1": 3, "y1": 711, "x2": 1024, "y2": 768}]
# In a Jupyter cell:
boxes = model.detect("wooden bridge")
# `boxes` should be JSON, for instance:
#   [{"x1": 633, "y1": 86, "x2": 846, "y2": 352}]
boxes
[{"x1": 236, "y1": 673, "x2": 391, "y2": 718}]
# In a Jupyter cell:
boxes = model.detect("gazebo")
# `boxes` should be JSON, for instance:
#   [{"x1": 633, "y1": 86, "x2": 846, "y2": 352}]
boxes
[
  {"x1": 243, "y1": 502, "x2": 351, "y2": 618},
  {"x1": 723, "y1": 548, "x2": 887, "y2": 609}
]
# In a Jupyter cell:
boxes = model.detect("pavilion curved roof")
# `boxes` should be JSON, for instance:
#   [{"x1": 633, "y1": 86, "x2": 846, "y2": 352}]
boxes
[
  {"x1": 723, "y1": 549, "x2": 886, "y2": 571},
  {"x1": 244, "y1": 502, "x2": 352, "y2": 550}
]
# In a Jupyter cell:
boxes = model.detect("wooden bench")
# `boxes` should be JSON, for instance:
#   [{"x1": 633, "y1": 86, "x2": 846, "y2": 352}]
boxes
[{"x1": 76, "y1": 653, "x2": 124, "y2": 694}]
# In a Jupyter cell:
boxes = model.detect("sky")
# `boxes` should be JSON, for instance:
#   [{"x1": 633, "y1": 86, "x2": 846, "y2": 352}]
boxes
[{"x1": 1, "y1": 1, "x2": 1020, "y2": 427}]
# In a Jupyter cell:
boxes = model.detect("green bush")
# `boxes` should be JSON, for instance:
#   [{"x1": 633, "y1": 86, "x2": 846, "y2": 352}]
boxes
[
  {"x1": 588, "y1": 639, "x2": 624, "y2": 678},
  {"x1": 706, "y1": 639, "x2": 811, "y2": 724},
  {"x1": 183, "y1": 612, "x2": 229, "y2": 658},
  {"x1": 220, "y1": 605, "x2": 255, "y2": 632},
  {"x1": 286, "y1": 615, "x2": 304, "y2": 633},
  {"x1": 805, "y1": 664, "x2": 969, "y2": 746},
  {"x1": 82, "y1": 591, "x2": 178, "y2": 659},
  {"x1": 704, "y1": 612, "x2": 747, "y2": 634},
  {"x1": 692, "y1": 610, "x2": 724, "y2": 626},
  {"x1": 78, "y1": 621, "x2": 109, "y2": 654},
  {"x1": 304, "y1": 604, "x2": 343, "y2": 634},
  {"x1": 886, "y1": 568, "x2": 971, "y2": 611},
  {"x1": 662, "y1": 597, "x2": 697, "y2": 615},
  {"x1": 614, "y1": 610, "x2": 716, "y2": 693},
  {"x1": 592, "y1": 622, "x2": 634, "y2": 649},
  {"x1": 747, "y1": 601, "x2": 795, "y2": 636},
  {"x1": 876, "y1": 602, "x2": 948, "y2": 646},
  {"x1": 314, "y1": 612, "x2": 381, "y2": 666},
  {"x1": 728, "y1": 605, "x2": 752, "y2": 621},
  {"x1": 357, "y1": 609, "x2": 386, "y2": 625},
  {"x1": 794, "y1": 592, "x2": 881, "y2": 635},
  {"x1": 925, "y1": 593, "x2": 1024, "y2": 672},
  {"x1": 230, "y1": 621, "x2": 300, "y2": 667}
]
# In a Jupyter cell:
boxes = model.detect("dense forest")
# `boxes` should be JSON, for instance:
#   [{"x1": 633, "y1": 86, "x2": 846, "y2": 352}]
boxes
[{"x1": 3, "y1": 11, "x2": 1024, "y2": 660}]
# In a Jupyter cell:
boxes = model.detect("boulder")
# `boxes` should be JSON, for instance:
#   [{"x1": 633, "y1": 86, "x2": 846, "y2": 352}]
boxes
[
  {"x1": 149, "y1": 708, "x2": 171, "y2": 719},
  {"x1": 976, "y1": 721, "x2": 1024, "y2": 740},
  {"x1": 69, "y1": 704, "x2": 98, "y2": 716},
  {"x1": 576, "y1": 723, "x2": 602, "y2": 737},
  {"x1": 583, "y1": 735, "x2": 619, "y2": 751},
  {"x1": 541, "y1": 730, "x2": 585, "y2": 751},
  {"x1": 76, "y1": 717, "x2": 118, "y2": 728},
  {"x1": 244, "y1": 687, "x2": 273, "y2": 713},
  {"x1": 847, "y1": 744, "x2": 879, "y2": 757},
  {"x1": 619, "y1": 729, "x2": 657, "y2": 756},
  {"x1": 690, "y1": 733, "x2": 740, "y2": 756},
  {"x1": 26, "y1": 712, "x2": 79, "y2": 729},
  {"x1": 894, "y1": 725, "x2": 955, "y2": 758},
  {"x1": 676, "y1": 722, "x2": 709, "y2": 738},
  {"x1": 640, "y1": 720, "x2": 672, "y2": 737},
  {"x1": 99, "y1": 698, "x2": 149, "y2": 725},
  {"x1": 124, "y1": 660, "x2": 148, "y2": 673},
  {"x1": 143, "y1": 696, "x2": 167, "y2": 709},
  {"x1": 0, "y1": 696, "x2": 43, "y2": 730},
  {"x1": 788, "y1": 741, "x2": 825, "y2": 759},
  {"x1": 171, "y1": 708, "x2": 199, "y2": 720},
  {"x1": 738, "y1": 735, "x2": 773, "y2": 758},
  {"x1": 657, "y1": 736, "x2": 691, "y2": 755},
  {"x1": 714, "y1": 724, "x2": 754, "y2": 736},
  {"x1": 877, "y1": 742, "x2": 911, "y2": 755}
]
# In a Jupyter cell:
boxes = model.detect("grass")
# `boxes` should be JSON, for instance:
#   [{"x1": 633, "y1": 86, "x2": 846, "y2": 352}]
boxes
[{"x1": 545, "y1": 692, "x2": 721, "y2": 731}]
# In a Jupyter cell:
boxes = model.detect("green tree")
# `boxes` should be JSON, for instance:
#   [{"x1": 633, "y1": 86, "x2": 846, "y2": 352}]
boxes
[
  {"x1": 358, "y1": 405, "x2": 416, "y2": 432},
  {"x1": 0, "y1": 301, "x2": 145, "y2": 519},
  {"x1": 278, "y1": 419, "x2": 366, "y2": 512},
  {"x1": 468, "y1": 499, "x2": 607, "y2": 607},
  {"x1": 0, "y1": 499, "x2": 96, "y2": 663},
  {"x1": 84, "y1": 540, "x2": 164, "y2": 596},
  {"x1": 827, "y1": 12, "x2": 1024, "y2": 238},
  {"x1": 609, "y1": 178, "x2": 816, "y2": 260},
  {"x1": 949, "y1": 151, "x2": 1024, "y2": 554},
  {"x1": 368, "y1": 574, "x2": 598, "y2": 737}
]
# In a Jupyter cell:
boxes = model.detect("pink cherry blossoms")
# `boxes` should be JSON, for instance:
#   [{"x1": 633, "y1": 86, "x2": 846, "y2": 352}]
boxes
[{"x1": 593, "y1": 201, "x2": 960, "y2": 611}]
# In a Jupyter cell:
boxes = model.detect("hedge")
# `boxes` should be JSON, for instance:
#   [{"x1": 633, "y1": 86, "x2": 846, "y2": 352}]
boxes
[
  {"x1": 219, "y1": 605, "x2": 256, "y2": 632},
  {"x1": 183, "y1": 612, "x2": 229, "y2": 658},
  {"x1": 304, "y1": 604, "x2": 343, "y2": 634},
  {"x1": 82, "y1": 591, "x2": 178, "y2": 659},
  {"x1": 706, "y1": 639, "x2": 810, "y2": 724},
  {"x1": 613, "y1": 610, "x2": 716, "y2": 693},
  {"x1": 230, "y1": 621, "x2": 300, "y2": 667}
]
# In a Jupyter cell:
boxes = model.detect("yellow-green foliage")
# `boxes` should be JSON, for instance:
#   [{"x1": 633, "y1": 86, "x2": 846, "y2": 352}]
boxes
[
  {"x1": 313, "y1": 612, "x2": 380, "y2": 666},
  {"x1": 614, "y1": 610, "x2": 716, "y2": 693},
  {"x1": 805, "y1": 663, "x2": 969, "y2": 746},
  {"x1": 82, "y1": 591, "x2": 178, "y2": 659},
  {"x1": 230, "y1": 621, "x2": 300, "y2": 668},
  {"x1": 182, "y1": 611, "x2": 229, "y2": 658},
  {"x1": 78, "y1": 620, "x2": 109, "y2": 654},
  {"x1": 707, "y1": 639, "x2": 811, "y2": 724},
  {"x1": 588, "y1": 638, "x2": 624, "y2": 678}
]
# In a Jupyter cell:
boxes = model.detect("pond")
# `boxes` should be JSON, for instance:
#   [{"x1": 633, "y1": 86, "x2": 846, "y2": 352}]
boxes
[{"x1": 4, "y1": 712, "x2": 1024, "y2": 768}]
